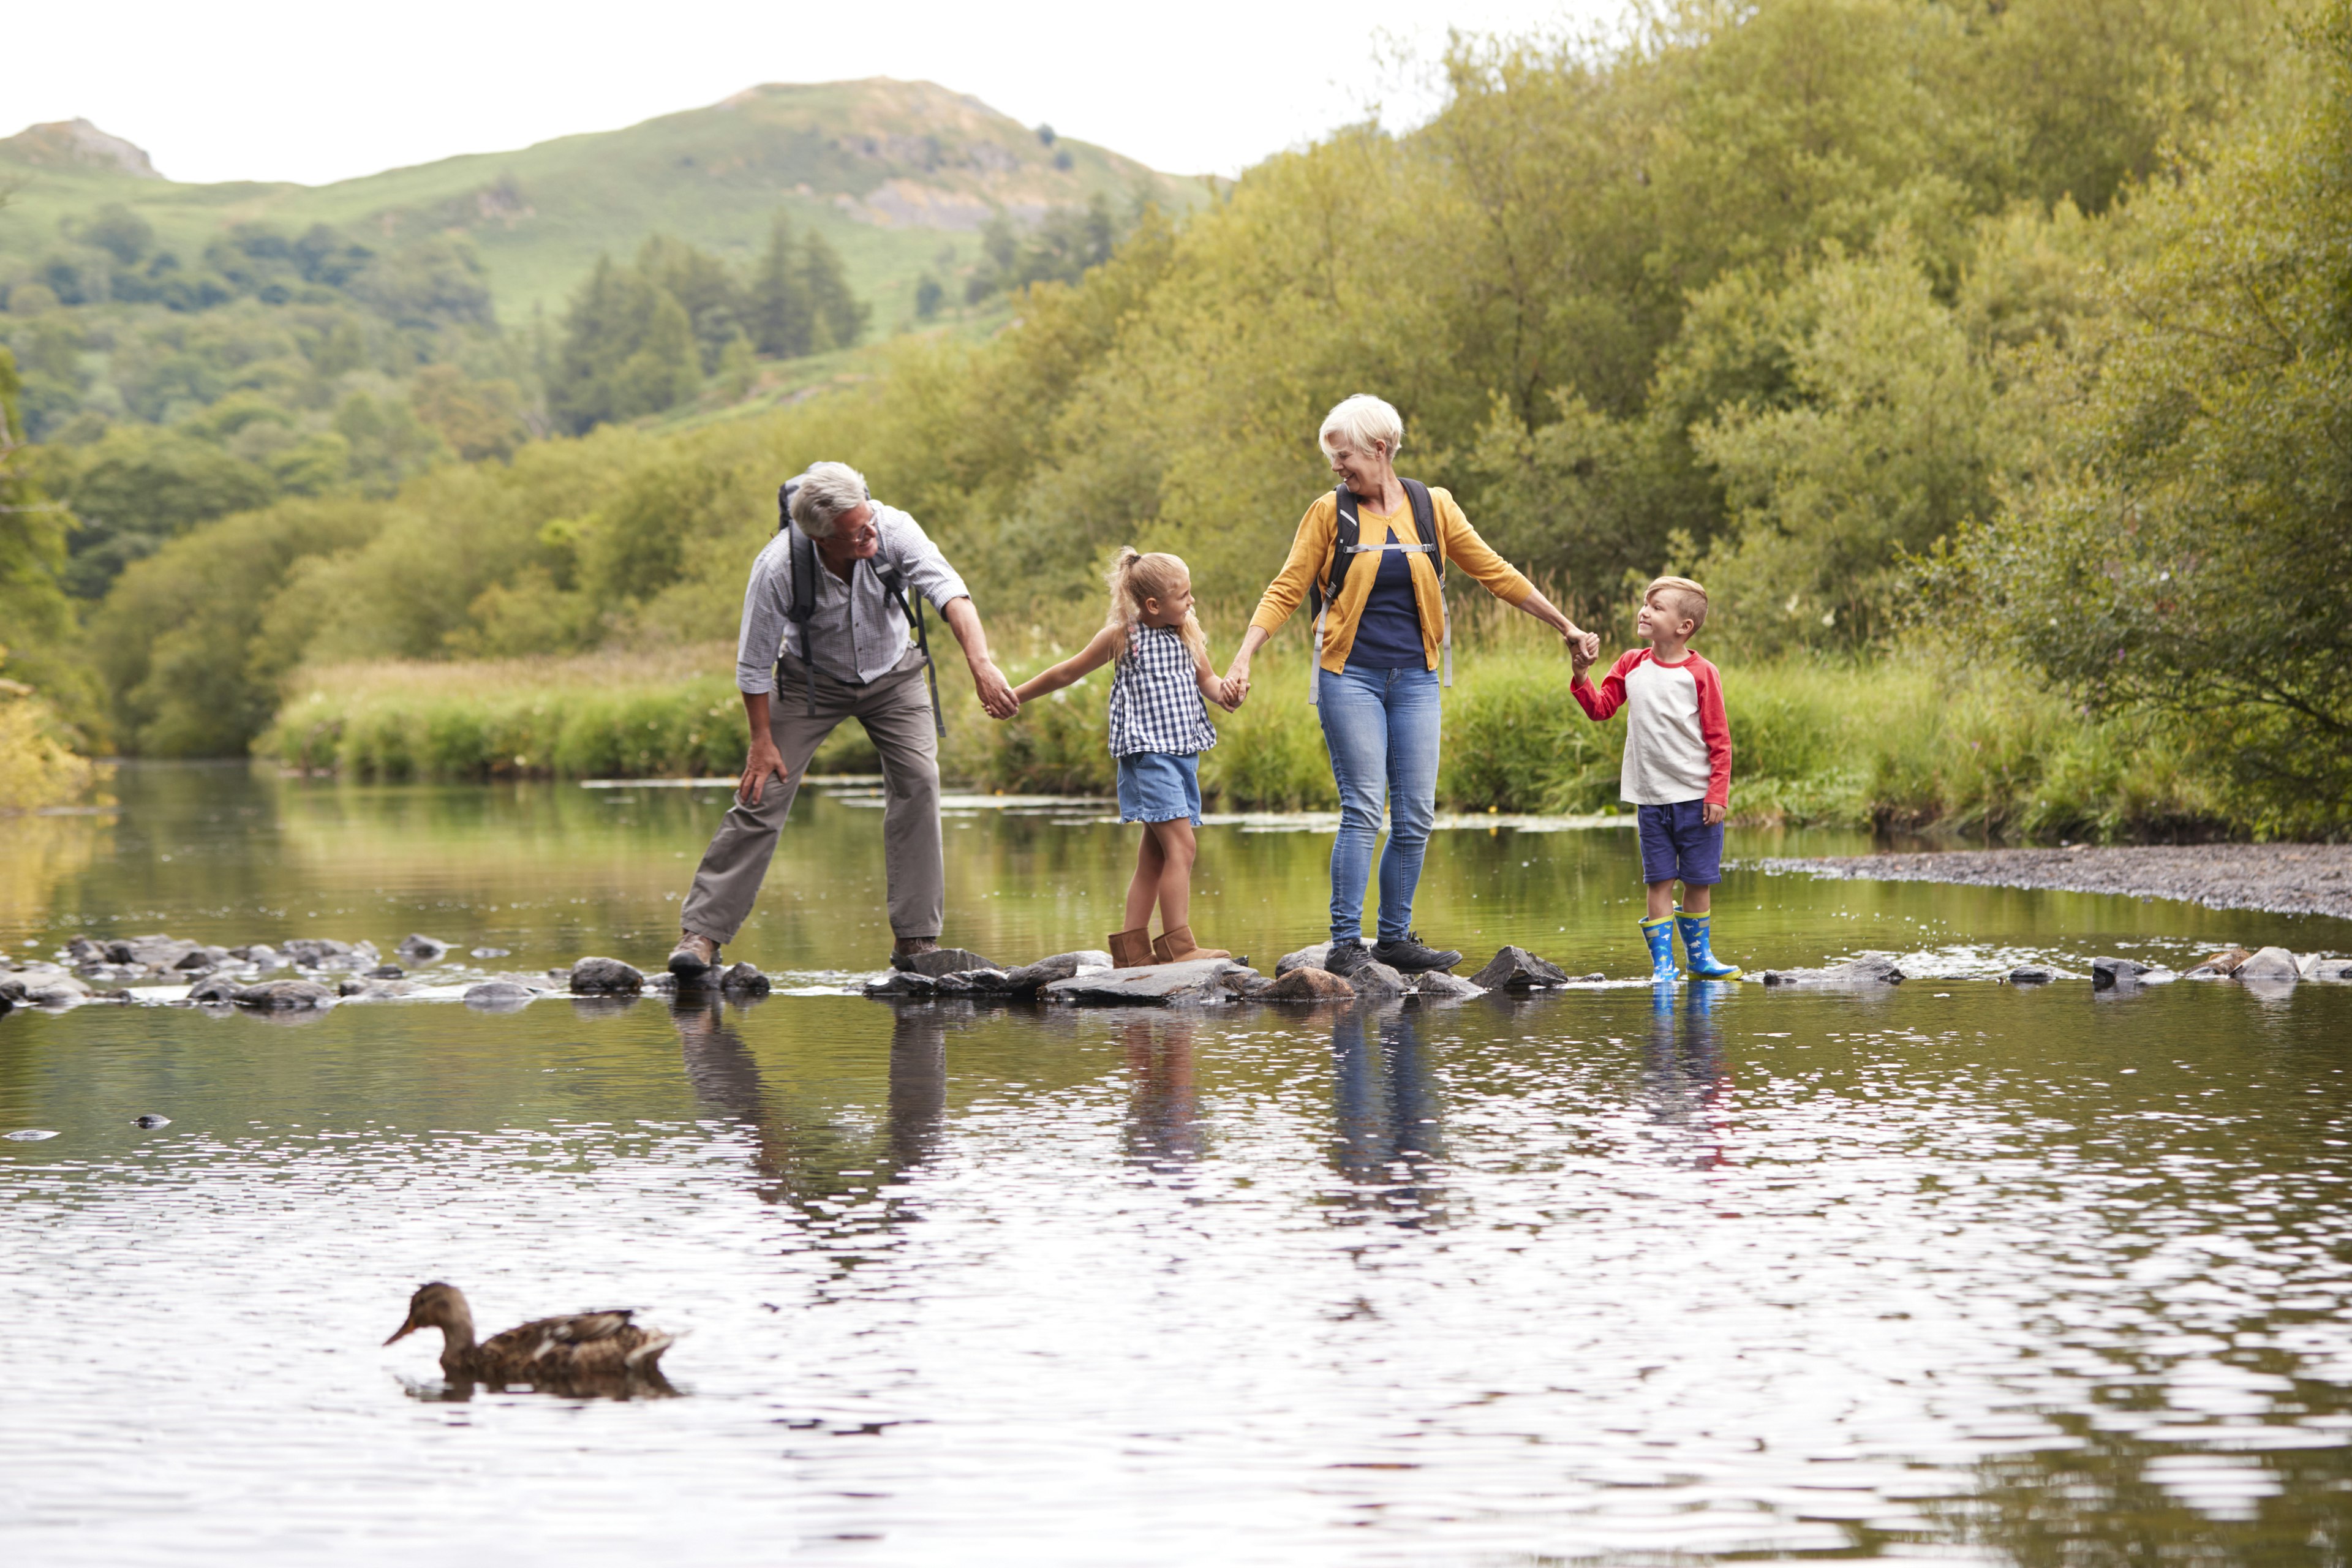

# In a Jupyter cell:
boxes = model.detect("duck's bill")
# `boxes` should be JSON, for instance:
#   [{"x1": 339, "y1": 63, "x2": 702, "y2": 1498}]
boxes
[{"x1": 383, "y1": 1320, "x2": 417, "y2": 1345}]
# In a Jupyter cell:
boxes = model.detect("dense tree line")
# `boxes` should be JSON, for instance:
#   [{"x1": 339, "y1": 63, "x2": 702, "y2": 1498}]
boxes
[
  {"x1": 546, "y1": 221, "x2": 869, "y2": 434},
  {"x1": 48, "y1": 0, "x2": 2351, "y2": 840}
]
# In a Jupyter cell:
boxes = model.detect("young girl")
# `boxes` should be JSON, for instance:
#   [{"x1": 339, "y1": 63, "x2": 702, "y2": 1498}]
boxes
[{"x1": 1013, "y1": 549, "x2": 1235, "y2": 968}]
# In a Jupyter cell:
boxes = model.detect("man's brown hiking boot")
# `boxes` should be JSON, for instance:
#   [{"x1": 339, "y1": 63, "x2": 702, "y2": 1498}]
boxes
[{"x1": 668, "y1": 931, "x2": 720, "y2": 978}]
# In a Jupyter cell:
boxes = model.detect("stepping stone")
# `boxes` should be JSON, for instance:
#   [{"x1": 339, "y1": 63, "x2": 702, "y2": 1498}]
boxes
[
  {"x1": 1467, "y1": 946, "x2": 1572, "y2": 992},
  {"x1": 897, "y1": 947, "x2": 997, "y2": 978},
  {"x1": 2090, "y1": 956, "x2": 2152, "y2": 989},
  {"x1": 1043, "y1": 959, "x2": 1248, "y2": 1008},
  {"x1": 186, "y1": 974, "x2": 242, "y2": 1004},
  {"x1": 569, "y1": 956, "x2": 645, "y2": 994},
  {"x1": 1348, "y1": 960, "x2": 1410, "y2": 1002},
  {"x1": 2233, "y1": 946, "x2": 2301, "y2": 981},
  {"x1": 1256, "y1": 967, "x2": 1355, "y2": 1001},
  {"x1": 2007, "y1": 965, "x2": 2056, "y2": 985},
  {"x1": 1275, "y1": 943, "x2": 1333, "y2": 976},
  {"x1": 1412, "y1": 970, "x2": 1486, "y2": 999},
  {"x1": 999, "y1": 951, "x2": 1114, "y2": 994},
  {"x1": 718, "y1": 962, "x2": 771, "y2": 996}
]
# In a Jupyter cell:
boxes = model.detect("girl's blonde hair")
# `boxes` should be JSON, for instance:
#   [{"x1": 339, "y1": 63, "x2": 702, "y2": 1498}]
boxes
[{"x1": 1105, "y1": 548, "x2": 1207, "y2": 663}]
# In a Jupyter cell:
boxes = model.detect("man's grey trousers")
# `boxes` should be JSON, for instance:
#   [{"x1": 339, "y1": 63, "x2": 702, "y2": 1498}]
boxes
[{"x1": 680, "y1": 652, "x2": 943, "y2": 944}]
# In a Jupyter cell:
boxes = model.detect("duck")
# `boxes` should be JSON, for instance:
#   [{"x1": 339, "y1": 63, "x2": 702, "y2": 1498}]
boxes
[{"x1": 384, "y1": 1281, "x2": 677, "y2": 1386}]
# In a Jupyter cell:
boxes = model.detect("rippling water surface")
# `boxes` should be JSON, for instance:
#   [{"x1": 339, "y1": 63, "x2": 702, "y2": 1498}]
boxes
[{"x1": 5, "y1": 766, "x2": 2351, "y2": 1564}]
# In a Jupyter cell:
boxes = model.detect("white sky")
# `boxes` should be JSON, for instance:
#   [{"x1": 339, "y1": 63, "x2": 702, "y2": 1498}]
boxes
[{"x1": 7, "y1": 1, "x2": 1624, "y2": 188}]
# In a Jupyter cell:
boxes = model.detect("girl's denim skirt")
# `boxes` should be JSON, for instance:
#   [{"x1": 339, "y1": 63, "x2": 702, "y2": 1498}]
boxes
[{"x1": 1115, "y1": 751, "x2": 1202, "y2": 826}]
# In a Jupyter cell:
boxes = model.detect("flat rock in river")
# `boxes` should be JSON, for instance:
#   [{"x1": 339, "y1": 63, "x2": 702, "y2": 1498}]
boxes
[
  {"x1": 1761, "y1": 956, "x2": 1905, "y2": 987},
  {"x1": 1412, "y1": 970, "x2": 1486, "y2": 999},
  {"x1": 1044, "y1": 959, "x2": 1246, "y2": 1007},
  {"x1": 462, "y1": 980, "x2": 538, "y2": 1010},
  {"x1": 1466, "y1": 946, "x2": 1572, "y2": 992},
  {"x1": 1000, "y1": 951, "x2": 1113, "y2": 993},
  {"x1": 2233, "y1": 946, "x2": 2301, "y2": 981}
]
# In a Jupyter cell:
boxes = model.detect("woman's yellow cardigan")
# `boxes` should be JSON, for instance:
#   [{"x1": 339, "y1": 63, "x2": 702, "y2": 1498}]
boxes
[{"x1": 1248, "y1": 486, "x2": 1534, "y2": 673}]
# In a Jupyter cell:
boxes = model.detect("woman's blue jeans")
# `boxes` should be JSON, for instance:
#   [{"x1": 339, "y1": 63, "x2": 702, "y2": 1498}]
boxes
[{"x1": 1317, "y1": 664, "x2": 1441, "y2": 946}]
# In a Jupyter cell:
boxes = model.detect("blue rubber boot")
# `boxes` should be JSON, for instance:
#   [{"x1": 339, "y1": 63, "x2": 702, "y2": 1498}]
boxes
[
  {"x1": 1641, "y1": 915, "x2": 1679, "y2": 982},
  {"x1": 1676, "y1": 911, "x2": 1743, "y2": 979}
]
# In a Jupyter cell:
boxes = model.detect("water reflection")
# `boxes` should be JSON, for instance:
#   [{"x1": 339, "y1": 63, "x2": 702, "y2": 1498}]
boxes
[
  {"x1": 1328, "y1": 1002, "x2": 1447, "y2": 1227},
  {"x1": 669, "y1": 995, "x2": 948, "y2": 1210},
  {"x1": 1120, "y1": 1017, "x2": 1200, "y2": 1175},
  {"x1": 1642, "y1": 981, "x2": 1732, "y2": 1169}
]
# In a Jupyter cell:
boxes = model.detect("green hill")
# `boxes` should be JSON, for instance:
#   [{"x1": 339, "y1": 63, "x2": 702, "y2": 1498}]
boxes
[{"x1": 0, "y1": 81, "x2": 1215, "y2": 328}]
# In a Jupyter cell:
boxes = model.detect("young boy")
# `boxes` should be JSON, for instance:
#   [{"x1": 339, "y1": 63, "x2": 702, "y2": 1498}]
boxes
[{"x1": 1569, "y1": 576, "x2": 1740, "y2": 982}]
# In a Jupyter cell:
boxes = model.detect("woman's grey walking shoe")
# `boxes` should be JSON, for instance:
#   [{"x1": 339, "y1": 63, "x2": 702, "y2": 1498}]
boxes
[
  {"x1": 1371, "y1": 933, "x2": 1463, "y2": 973},
  {"x1": 668, "y1": 932, "x2": 720, "y2": 978}
]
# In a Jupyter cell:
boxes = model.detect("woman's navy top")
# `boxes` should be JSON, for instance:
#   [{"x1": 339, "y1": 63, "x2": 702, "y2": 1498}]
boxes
[{"x1": 1347, "y1": 544, "x2": 1425, "y2": 668}]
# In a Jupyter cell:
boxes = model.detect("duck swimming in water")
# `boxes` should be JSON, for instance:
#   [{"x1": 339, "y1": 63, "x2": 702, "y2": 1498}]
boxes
[{"x1": 384, "y1": 1282, "x2": 677, "y2": 1386}]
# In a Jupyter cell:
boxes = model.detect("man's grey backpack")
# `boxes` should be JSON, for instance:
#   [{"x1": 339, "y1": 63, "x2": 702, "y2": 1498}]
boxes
[{"x1": 775, "y1": 480, "x2": 944, "y2": 738}]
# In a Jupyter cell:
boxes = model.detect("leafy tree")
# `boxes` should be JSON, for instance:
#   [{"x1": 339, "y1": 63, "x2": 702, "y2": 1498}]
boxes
[
  {"x1": 638, "y1": 235, "x2": 745, "y2": 372},
  {"x1": 914, "y1": 273, "x2": 945, "y2": 320},
  {"x1": 33, "y1": 424, "x2": 278, "y2": 597},
  {"x1": 0, "y1": 347, "x2": 99, "y2": 732},
  {"x1": 409, "y1": 366, "x2": 529, "y2": 463},
  {"x1": 78, "y1": 204, "x2": 154, "y2": 266},
  {"x1": 1940, "y1": 1, "x2": 2352, "y2": 835}
]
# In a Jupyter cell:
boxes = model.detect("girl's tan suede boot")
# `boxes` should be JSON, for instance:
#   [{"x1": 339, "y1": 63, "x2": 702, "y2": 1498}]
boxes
[
  {"x1": 1152, "y1": 926, "x2": 1231, "y2": 963},
  {"x1": 1109, "y1": 929, "x2": 1158, "y2": 969}
]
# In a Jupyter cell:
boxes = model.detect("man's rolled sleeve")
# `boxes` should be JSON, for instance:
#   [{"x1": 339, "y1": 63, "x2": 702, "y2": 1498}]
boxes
[
  {"x1": 885, "y1": 509, "x2": 971, "y2": 611},
  {"x1": 734, "y1": 541, "x2": 790, "y2": 695}
]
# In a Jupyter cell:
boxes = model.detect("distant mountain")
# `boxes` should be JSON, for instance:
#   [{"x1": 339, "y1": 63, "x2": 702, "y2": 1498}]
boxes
[{"x1": 0, "y1": 80, "x2": 1216, "y2": 326}]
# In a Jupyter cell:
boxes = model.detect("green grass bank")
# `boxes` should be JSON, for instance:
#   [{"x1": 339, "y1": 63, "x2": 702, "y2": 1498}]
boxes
[{"x1": 258, "y1": 633, "x2": 2221, "y2": 843}]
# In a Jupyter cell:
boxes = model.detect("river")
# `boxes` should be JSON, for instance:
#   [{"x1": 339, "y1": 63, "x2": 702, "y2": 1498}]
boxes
[{"x1": 4, "y1": 763, "x2": 2349, "y2": 1564}]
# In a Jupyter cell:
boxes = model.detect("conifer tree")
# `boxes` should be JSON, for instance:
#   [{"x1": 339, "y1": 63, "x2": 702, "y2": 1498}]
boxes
[
  {"x1": 749, "y1": 215, "x2": 814, "y2": 358},
  {"x1": 801, "y1": 230, "x2": 869, "y2": 352}
]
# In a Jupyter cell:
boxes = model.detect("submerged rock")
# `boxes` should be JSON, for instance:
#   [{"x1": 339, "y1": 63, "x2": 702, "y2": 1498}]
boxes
[
  {"x1": 132, "y1": 1114, "x2": 170, "y2": 1129},
  {"x1": 1044, "y1": 959, "x2": 1246, "y2": 1007},
  {"x1": 1257, "y1": 967, "x2": 1354, "y2": 1001},
  {"x1": 2233, "y1": 946, "x2": 2301, "y2": 981},
  {"x1": 233, "y1": 979, "x2": 337, "y2": 1011},
  {"x1": 462, "y1": 980, "x2": 538, "y2": 1010},
  {"x1": 1466, "y1": 946, "x2": 1572, "y2": 992},
  {"x1": 2306, "y1": 957, "x2": 2352, "y2": 981},
  {"x1": 396, "y1": 933, "x2": 450, "y2": 963},
  {"x1": 1761, "y1": 956, "x2": 1905, "y2": 987},
  {"x1": 569, "y1": 956, "x2": 645, "y2": 995},
  {"x1": 337, "y1": 976, "x2": 413, "y2": 999}
]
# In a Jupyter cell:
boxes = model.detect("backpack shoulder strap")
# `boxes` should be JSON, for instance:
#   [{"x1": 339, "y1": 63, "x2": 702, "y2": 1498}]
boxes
[
  {"x1": 787, "y1": 525, "x2": 816, "y2": 626},
  {"x1": 1400, "y1": 478, "x2": 1442, "y2": 578},
  {"x1": 1313, "y1": 486, "x2": 1362, "y2": 619}
]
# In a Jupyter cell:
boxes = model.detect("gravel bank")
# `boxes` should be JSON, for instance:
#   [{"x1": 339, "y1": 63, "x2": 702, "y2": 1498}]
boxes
[{"x1": 1751, "y1": 844, "x2": 2352, "y2": 920}]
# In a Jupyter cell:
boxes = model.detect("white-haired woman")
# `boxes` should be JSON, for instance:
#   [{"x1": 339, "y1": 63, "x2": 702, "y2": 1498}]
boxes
[{"x1": 1225, "y1": 395, "x2": 1598, "y2": 976}]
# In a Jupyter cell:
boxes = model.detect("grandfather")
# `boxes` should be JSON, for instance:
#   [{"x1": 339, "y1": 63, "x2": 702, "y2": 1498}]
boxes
[{"x1": 667, "y1": 461, "x2": 1019, "y2": 978}]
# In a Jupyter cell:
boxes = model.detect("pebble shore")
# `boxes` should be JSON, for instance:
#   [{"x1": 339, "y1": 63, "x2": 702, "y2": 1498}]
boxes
[{"x1": 1752, "y1": 843, "x2": 2352, "y2": 920}]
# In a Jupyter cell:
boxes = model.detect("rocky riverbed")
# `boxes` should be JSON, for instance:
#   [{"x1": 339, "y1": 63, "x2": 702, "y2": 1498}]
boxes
[{"x1": 1753, "y1": 843, "x2": 2352, "y2": 919}]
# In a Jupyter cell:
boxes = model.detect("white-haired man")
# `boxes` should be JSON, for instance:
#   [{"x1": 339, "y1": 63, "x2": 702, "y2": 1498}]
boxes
[{"x1": 669, "y1": 461, "x2": 1019, "y2": 976}]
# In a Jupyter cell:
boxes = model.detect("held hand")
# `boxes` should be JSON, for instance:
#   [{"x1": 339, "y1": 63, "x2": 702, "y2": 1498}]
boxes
[
  {"x1": 1703, "y1": 802, "x2": 1726, "y2": 827},
  {"x1": 738, "y1": 737, "x2": 787, "y2": 806},
  {"x1": 1221, "y1": 669, "x2": 1250, "y2": 710},
  {"x1": 971, "y1": 658, "x2": 1020, "y2": 720}
]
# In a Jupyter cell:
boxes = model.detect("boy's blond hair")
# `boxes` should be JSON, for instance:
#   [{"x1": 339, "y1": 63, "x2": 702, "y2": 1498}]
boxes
[{"x1": 1645, "y1": 575, "x2": 1709, "y2": 635}]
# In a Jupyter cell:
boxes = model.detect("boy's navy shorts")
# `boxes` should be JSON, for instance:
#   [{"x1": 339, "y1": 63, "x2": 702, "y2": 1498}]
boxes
[{"x1": 1636, "y1": 801, "x2": 1723, "y2": 886}]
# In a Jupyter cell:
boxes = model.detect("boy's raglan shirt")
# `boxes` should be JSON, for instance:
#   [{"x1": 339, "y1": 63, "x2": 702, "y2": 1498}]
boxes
[{"x1": 1572, "y1": 649, "x2": 1732, "y2": 808}]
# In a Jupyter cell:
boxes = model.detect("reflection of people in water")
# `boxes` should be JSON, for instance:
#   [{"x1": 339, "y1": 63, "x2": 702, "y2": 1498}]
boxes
[
  {"x1": 1328, "y1": 1003, "x2": 1446, "y2": 1226},
  {"x1": 669, "y1": 996, "x2": 948, "y2": 1208},
  {"x1": 1642, "y1": 981, "x2": 1731, "y2": 1169},
  {"x1": 1120, "y1": 1017, "x2": 1201, "y2": 1174}
]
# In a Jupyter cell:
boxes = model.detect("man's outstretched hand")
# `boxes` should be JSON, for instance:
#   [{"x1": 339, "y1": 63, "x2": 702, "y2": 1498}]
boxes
[{"x1": 971, "y1": 658, "x2": 1020, "y2": 720}]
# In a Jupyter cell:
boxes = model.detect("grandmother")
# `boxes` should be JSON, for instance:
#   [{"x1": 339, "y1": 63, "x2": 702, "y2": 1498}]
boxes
[
  {"x1": 1225, "y1": 395, "x2": 1599, "y2": 976},
  {"x1": 667, "y1": 461, "x2": 1019, "y2": 978}
]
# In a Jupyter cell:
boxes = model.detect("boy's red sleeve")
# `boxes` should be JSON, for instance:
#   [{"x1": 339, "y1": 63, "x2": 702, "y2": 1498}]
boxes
[
  {"x1": 1572, "y1": 650, "x2": 1640, "y2": 722},
  {"x1": 1692, "y1": 656, "x2": 1732, "y2": 807}
]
